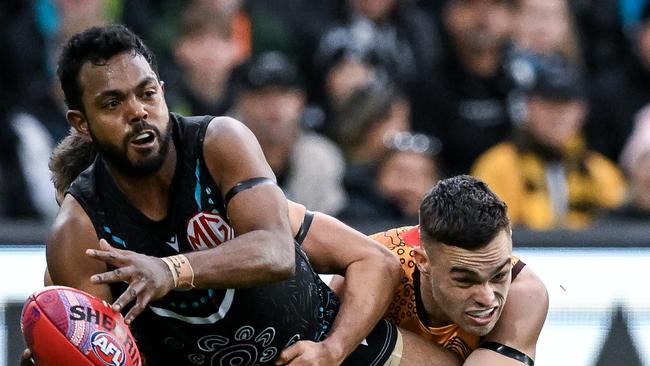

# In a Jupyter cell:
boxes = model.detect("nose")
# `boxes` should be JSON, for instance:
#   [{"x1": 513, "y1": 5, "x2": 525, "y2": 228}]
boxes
[
  {"x1": 473, "y1": 283, "x2": 497, "y2": 307},
  {"x1": 126, "y1": 95, "x2": 148, "y2": 123}
]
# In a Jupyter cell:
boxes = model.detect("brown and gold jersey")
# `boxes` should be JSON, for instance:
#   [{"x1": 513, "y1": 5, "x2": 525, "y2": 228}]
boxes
[{"x1": 372, "y1": 226, "x2": 525, "y2": 361}]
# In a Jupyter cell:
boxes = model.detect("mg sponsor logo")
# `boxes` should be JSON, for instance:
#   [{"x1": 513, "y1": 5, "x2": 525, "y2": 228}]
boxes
[{"x1": 187, "y1": 211, "x2": 234, "y2": 250}]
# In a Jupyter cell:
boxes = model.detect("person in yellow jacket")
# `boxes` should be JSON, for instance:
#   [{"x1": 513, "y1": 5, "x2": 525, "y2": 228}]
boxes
[{"x1": 472, "y1": 63, "x2": 625, "y2": 229}]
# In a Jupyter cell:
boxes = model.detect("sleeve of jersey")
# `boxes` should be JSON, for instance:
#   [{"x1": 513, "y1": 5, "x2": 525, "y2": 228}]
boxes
[
  {"x1": 373, "y1": 228, "x2": 419, "y2": 326},
  {"x1": 369, "y1": 227, "x2": 413, "y2": 249}
]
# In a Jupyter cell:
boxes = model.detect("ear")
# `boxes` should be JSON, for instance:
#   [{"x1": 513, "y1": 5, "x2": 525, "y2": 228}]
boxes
[
  {"x1": 160, "y1": 80, "x2": 166, "y2": 93},
  {"x1": 413, "y1": 246, "x2": 430, "y2": 274},
  {"x1": 67, "y1": 110, "x2": 92, "y2": 142}
]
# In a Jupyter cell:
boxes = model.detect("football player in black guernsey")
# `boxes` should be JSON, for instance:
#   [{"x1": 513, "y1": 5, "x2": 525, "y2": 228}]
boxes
[{"x1": 22, "y1": 25, "x2": 459, "y2": 366}]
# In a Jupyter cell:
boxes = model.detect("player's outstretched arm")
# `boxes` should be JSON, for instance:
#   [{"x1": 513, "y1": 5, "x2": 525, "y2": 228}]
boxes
[
  {"x1": 463, "y1": 266, "x2": 548, "y2": 365},
  {"x1": 277, "y1": 201, "x2": 402, "y2": 365}
]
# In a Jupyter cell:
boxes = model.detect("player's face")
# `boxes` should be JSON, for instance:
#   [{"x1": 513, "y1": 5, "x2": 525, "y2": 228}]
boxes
[
  {"x1": 72, "y1": 52, "x2": 171, "y2": 176},
  {"x1": 418, "y1": 229, "x2": 513, "y2": 336}
]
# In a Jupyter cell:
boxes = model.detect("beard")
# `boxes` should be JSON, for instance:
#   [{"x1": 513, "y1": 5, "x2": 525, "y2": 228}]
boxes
[{"x1": 91, "y1": 120, "x2": 173, "y2": 177}]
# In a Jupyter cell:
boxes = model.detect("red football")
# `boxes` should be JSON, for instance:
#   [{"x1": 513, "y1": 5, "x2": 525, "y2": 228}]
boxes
[{"x1": 21, "y1": 286, "x2": 142, "y2": 366}]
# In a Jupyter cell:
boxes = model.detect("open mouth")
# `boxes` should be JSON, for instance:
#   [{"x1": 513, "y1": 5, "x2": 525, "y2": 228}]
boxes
[
  {"x1": 131, "y1": 130, "x2": 156, "y2": 146},
  {"x1": 465, "y1": 307, "x2": 497, "y2": 325}
]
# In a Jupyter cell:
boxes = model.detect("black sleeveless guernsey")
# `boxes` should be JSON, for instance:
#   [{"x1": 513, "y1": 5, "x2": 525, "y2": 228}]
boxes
[{"x1": 68, "y1": 113, "x2": 340, "y2": 366}]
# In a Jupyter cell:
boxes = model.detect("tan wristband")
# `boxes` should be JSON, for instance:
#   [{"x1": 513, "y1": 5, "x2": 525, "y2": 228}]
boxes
[{"x1": 161, "y1": 254, "x2": 195, "y2": 289}]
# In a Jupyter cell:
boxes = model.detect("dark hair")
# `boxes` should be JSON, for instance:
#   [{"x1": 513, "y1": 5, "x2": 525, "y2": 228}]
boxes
[
  {"x1": 330, "y1": 84, "x2": 401, "y2": 155},
  {"x1": 239, "y1": 51, "x2": 302, "y2": 91},
  {"x1": 49, "y1": 131, "x2": 96, "y2": 197},
  {"x1": 57, "y1": 24, "x2": 158, "y2": 111},
  {"x1": 419, "y1": 175, "x2": 510, "y2": 250}
]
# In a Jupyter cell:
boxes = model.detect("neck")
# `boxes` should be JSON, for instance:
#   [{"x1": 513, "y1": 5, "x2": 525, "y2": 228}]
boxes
[
  {"x1": 106, "y1": 143, "x2": 177, "y2": 221},
  {"x1": 418, "y1": 270, "x2": 453, "y2": 328}
]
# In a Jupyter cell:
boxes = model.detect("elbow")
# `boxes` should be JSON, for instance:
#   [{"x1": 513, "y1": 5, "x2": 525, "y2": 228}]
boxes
[
  {"x1": 262, "y1": 231, "x2": 296, "y2": 281},
  {"x1": 384, "y1": 250, "x2": 402, "y2": 288},
  {"x1": 371, "y1": 246, "x2": 401, "y2": 289},
  {"x1": 271, "y1": 253, "x2": 295, "y2": 281}
]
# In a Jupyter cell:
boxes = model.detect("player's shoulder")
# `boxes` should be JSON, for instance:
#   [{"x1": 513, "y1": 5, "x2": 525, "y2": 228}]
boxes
[
  {"x1": 203, "y1": 116, "x2": 262, "y2": 157},
  {"x1": 205, "y1": 116, "x2": 254, "y2": 142},
  {"x1": 370, "y1": 226, "x2": 411, "y2": 245},
  {"x1": 370, "y1": 226, "x2": 420, "y2": 252},
  {"x1": 48, "y1": 195, "x2": 98, "y2": 249},
  {"x1": 509, "y1": 264, "x2": 549, "y2": 316}
]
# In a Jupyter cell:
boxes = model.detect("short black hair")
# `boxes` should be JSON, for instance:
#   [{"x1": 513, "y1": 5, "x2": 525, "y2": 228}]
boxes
[
  {"x1": 419, "y1": 175, "x2": 510, "y2": 250},
  {"x1": 57, "y1": 24, "x2": 157, "y2": 111}
]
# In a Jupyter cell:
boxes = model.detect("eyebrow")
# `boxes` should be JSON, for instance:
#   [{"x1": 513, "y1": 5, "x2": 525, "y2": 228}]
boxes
[
  {"x1": 449, "y1": 258, "x2": 511, "y2": 277},
  {"x1": 96, "y1": 77, "x2": 157, "y2": 100}
]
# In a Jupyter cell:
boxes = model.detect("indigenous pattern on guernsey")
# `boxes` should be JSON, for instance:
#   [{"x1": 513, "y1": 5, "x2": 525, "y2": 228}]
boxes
[
  {"x1": 67, "y1": 113, "x2": 339, "y2": 365},
  {"x1": 372, "y1": 226, "x2": 525, "y2": 361}
]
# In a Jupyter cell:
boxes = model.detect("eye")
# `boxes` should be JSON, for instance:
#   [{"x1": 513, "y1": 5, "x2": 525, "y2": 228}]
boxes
[
  {"x1": 492, "y1": 271, "x2": 508, "y2": 282},
  {"x1": 453, "y1": 278, "x2": 474, "y2": 288},
  {"x1": 103, "y1": 100, "x2": 120, "y2": 109}
]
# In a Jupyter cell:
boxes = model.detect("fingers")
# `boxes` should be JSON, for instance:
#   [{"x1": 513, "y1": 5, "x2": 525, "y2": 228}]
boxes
[
  {"x1": 112, "y1": 279, "x2": 153, "y2": 324},
  {"x1": 86, "y1": 239, "x2": 132, "y2": 264},
  {"x1": 111, "y1": 279, "x2": 144, "y2": 312},
  {"x1": 86, "y1": 245, "x2": 127, "y2": 266},
  {"x1": 90, "y1": 267, "x2": 133, "y2": 284},
  {"x1": 20, "y1": 349, "x2": 34, "y2": 366},
  {"x1": 124, "y1": 290, "x2": 153, "y2": 324},
  {"x1": 98, "y1": 238, "x2": 131, "y2": 253},
  {"x1": 275, "y1": 342, "x2": 303, "y2": 365}
]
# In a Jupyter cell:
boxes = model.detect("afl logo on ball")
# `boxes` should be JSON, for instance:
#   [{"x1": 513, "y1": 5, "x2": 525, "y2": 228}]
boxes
[
  {"x1": 186, "y1": 211, "x2": 234, "y2": 250},
  {"x1": 90, "y1": 331, "x2": 126, "y2": 366}
]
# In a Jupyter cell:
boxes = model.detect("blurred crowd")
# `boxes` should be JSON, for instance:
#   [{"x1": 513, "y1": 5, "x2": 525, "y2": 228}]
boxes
[{"x1": 1, "y1": 0, "x2": 650, "y2": 231}]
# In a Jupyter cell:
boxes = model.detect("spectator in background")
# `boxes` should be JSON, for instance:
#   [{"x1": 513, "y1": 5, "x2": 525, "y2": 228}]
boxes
[
  {"x1": 504, "y1": 0, "x2": 584, "y2": 125},
  {"x1": 166, "y1": 2, "x2": 247, "y2": 117},
  {"x1": 586, "y1": 2, "x2": 650, "y2": 162},
  {"x1": 312, "y1": 38, "x2": 390, "y2": 131},
  {"x1": 0, "y1": 127, "x2": 42, "y2": 220},
  {"x1": 122, "y1": 0, "x2": 250, "y2": 84},
  {"x1": 243, "y1": 0, "x2": 333, "y2": 88},
  {"x1": 0, "y1": 1, "x2": 48, "y2": 112},
  {"x1": 313, "y1": 0, "x2": 441, "y2": 130},
  {"x1": 376, "y1": 132, "x2": 441, "y2": 221},
  {"x1": 329, "y1": 85, "x2": 416, "y2": 222},
  {"x1": 330, "y1": 84, "x2": 410, "y2": 165},
  {"x1": 2, "y1": 0, "x2": 112, "y2": 221},
  {"x1": 229, "y1": 52, "x2": 347, "y2": 215},
  {"x1": 472, "y1": 63, "x2": 626, "y2": 230},
  {"x1": 571, "y1": 0, "x2": 628, "y2": 78},
  {"x1": 339, "y1": 131, "x2": 440, "y2": 225},
  {"x1": 604, "y1": 105, "x2": 650, "y2": 222},
  {"x1": 416, "y1": 0, "x2": 516, "y2": 176},
  {"x1": 511, "y1": 0, "x2": 583, "y2": 67}
]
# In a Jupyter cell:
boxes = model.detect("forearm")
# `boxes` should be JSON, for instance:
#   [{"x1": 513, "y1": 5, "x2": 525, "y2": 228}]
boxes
[
  {"x1": 321, "y1": 257, "x2": 400, "y2": 360},
  {"x1": 183, "y1": 228, "x2": 295, "y2": 289}
]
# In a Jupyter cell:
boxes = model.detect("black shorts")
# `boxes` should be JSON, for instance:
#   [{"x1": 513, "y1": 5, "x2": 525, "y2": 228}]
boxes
[{"x1": 342, "y1": 319, "x2": 400, "y2": 366}]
